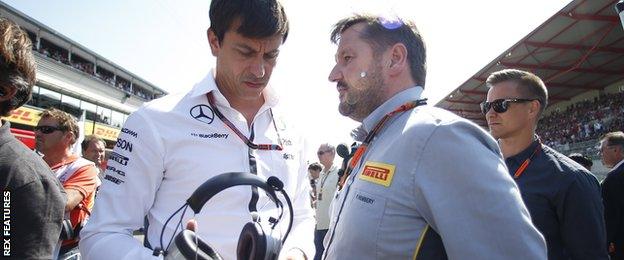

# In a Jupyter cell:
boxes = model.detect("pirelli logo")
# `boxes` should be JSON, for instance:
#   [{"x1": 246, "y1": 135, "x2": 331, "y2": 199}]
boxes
[{"x1": 358, "y1": 161, "x2": 395, "y2": 187}]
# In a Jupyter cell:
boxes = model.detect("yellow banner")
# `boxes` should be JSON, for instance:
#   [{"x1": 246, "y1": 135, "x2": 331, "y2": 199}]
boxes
[
  {"x1": 84, "y1": 122, "x2": 120, "y2": 141},
  {"x1": 3, "y1": 106, "x2": 42, "y2": 126}
]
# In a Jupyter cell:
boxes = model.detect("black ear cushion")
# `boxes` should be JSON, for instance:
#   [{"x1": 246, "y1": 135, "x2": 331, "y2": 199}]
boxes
[
  {"x1": 175, "y1": 229, "x2": 223, "y2": 260},
  {"x1": 237, "y1": 222, "x2": 267, "y2": 260}
]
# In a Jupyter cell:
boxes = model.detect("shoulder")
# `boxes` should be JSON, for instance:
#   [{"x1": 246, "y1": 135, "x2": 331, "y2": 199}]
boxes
[
  {"x1": 541, "y1": 145, "x2": 599, "y2": 186},
  {"x1": 0, "y1": 142, "x2": 64, "y2": 194},
  {"x1": 403, "y1": 106, "x2": 499, "y2": 152}
]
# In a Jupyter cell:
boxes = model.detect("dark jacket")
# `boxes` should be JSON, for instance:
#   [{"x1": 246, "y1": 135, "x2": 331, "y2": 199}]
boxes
[
  {"x1": 602, "y1": 160, "x2": 624, "y2": 260},
  {"x1": 0, "y1": 120, "x2": 67, "y2": 260}
]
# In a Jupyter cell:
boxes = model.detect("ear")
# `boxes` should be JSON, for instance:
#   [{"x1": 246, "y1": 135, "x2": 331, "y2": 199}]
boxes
[
  {"x1": 527, "y1": 100, "x2": 541, "y2": 120},
  {"x1": 387, "y1": 43, "x2": 408, "y2": 77},
  {"x1": 207, "y1": 28, "x2": 220, "y2": 57},
  {"x1": 0, "y1": 85, "x2": 17, "y2": 102}
]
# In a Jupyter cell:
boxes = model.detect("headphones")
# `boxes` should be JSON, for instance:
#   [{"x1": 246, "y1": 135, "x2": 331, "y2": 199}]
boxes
[{"x1": 157, "y1": 172, "x2": 294, "y2": 260}]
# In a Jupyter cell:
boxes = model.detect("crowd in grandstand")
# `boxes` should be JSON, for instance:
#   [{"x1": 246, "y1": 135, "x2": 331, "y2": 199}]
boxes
[
  {"x1": 538, "y1": 91, "x2": 624, "y2": 149},
  {"x1": 35, "y1": 42, "x2": 157, "y2": 101}
]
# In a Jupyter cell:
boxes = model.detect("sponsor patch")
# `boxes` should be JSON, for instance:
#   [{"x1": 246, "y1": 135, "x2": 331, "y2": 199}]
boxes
[
  {"x1": 121, "y1": 128, "x2": 138, "y2": 138},
  {"x1": 282, "y1": 153, "x2": 294, "y2": 160},
  {"x1": 115, "y1": 138, "x2": 133, "y2": 152},
  {"x1": 189, "y1": 104, "x2": 214, "y2": 124},
  {"x1": 106, "y1": 165, "x2": 126, "y2": 176},
  {"x1": 358, "y1": 161, "x2": 396, "y2": 187},
  {"x1": 190, "y1": 132, "x2": 229, "y2": 139},
  {"x1": 109, "y1": 152, "x2": 129, "y2": 166},
  {"x1": 104, "y1": 174, "x2": 124, "y2": 185}
]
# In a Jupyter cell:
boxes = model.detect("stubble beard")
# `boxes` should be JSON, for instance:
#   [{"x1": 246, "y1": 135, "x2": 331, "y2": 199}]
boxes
[{"x1": 338, "y1": 64, "x2": 385, "y2": 121}]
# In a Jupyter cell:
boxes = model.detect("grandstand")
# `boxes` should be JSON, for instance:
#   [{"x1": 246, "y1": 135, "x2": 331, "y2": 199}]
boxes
[
  {"x1": 436, "y1": 0, "x2": 624, "y2": 179},
  {"x1": 0, "y1": 1, "x2": 167, "y2": 150}
]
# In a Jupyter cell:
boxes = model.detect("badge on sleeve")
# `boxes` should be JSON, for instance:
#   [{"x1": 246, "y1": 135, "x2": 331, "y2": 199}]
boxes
[{"x1": 359, "y1": 161, "x2": 396, "y2": 187}]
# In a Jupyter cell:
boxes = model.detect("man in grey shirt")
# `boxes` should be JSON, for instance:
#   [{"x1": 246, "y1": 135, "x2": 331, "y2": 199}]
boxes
[{"x1": 322, "y1": 14, "x2": 547, "y2": 259}]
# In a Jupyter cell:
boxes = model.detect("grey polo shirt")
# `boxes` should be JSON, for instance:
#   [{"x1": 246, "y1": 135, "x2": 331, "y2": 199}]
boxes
[{"x1": 322, "y1": 87, "x2": 546, "y2": 260}]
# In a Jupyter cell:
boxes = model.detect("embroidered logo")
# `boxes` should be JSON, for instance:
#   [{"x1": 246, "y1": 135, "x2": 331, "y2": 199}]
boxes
[{"x1": 358, "y1": 161, "x2": 395, "y2": 187}]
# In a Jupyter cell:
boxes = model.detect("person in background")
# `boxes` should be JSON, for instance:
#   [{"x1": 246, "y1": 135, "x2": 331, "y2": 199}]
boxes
[
  {"x1": 81, "y1": 135, "x2": 106, "y2": 179},
  {"x1": 0, "y1": 17, "x2": 66, "y2": 260},
  {"x1": 599, "y1": 131, "x2": 624, "y2": 259},
  {"x1": 314, "y1": 144, "x2": 339, "y2": 260},
  {"x1": 35, "y1": 108, "x2": 99, "y2": 259},
  {"x1": 483, "y1": 68, "x2": 607, "y2": 259},
  {"x1": 568, "y1": 152, "x2": 593, "y2": 171}
]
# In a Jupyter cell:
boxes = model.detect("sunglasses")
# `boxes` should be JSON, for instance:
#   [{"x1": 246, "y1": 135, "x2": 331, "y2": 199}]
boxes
[
  {"x1": 34, "y1": 125, "x2": 65, "y2": 134},
  {"x1": 317, "y1": 150, "x2": 333, "y2": 156},
  {"x1": 480, "y1": 98, "x2": 536, "y2": 114}
]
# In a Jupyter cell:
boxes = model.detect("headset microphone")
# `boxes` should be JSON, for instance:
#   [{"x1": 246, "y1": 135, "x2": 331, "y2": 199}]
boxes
[{"x1": 337, "y1": 143, "x2": 357, "y2": 178}]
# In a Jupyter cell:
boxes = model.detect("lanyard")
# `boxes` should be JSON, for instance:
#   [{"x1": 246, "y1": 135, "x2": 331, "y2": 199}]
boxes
[
  {"x1": 337, "y1": 99, "x2": 427, "y2": 189},
  {"x1": 513, "y1": 141, "x2": 542, "y2": 179},
  {"x1": 207, "y1": 92, "x2": 283, "y2": 151}
]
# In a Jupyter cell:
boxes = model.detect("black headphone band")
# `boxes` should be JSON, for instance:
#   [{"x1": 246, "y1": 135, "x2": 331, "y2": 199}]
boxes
[{"x1": 186, "y1": 172, "x2": 281, "y2": 214}]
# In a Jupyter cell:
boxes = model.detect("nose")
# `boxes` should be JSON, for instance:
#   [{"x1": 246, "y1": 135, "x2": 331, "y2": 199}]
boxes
[
  {"x1": 249, "y1": 58, "x2": 266, "y2": 79},
  {"x1": 328, "y1": 65, "x2": 341, "y2": 83}
]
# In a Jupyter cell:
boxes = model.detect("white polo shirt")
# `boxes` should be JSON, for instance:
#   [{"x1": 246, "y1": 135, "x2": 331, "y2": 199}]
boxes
[{"x1": 80, "y1": 71, "x2": 315, "y2": 260}]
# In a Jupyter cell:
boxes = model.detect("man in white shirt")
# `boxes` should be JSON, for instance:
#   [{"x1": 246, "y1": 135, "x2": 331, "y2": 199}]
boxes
[
  {"x1": 313, "y1": 144, "x2": 339, "y2": 260},
  {"x1": 79, "y1": 0, "x2": 314, "y2": 259}
]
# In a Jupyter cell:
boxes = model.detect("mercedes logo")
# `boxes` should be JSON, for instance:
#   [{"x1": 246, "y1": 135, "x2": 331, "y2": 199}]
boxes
[{"x1": 189, "y1": 104, "x2": 215, "y2": 124}]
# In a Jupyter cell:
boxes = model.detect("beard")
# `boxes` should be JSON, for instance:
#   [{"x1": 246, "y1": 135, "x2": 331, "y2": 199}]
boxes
[{"x1": 338, "y1": 63, "x2": 385, "y2": 121}]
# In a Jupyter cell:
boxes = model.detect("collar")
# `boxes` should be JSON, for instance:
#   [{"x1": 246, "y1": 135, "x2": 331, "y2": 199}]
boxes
[
  {"x1": 613, "y1": 158, "x2": 624, "y2": 171},
  {"x1": 188, "y1": 69, "x2": 280, "y2": 109},
  {"x1": 0, "y1": 120, "x2": 13, "y2": 146},
  {"x1": 362, "y1": 86, "x2": 424, "y2": 133},
  {"x1": 507, "y1": 139, "x2": 541, "y2": 165}
]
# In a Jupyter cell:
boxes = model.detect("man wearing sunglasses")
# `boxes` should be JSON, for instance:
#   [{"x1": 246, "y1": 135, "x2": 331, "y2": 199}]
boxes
[
  {"x1": 0, "y1": 17, "x2": 66, "y2": 259},
  {"x1": 483, "y1": 69, "x2": 607, "y2": 259},
  {"x1": 322, "y1": 14, "x2": 546, "y2": 259},
  {"x1": 35, "y1": 108, "x2": 100, "y2": 259},
  {"x1": 314, "y1": 144, "x2": 338, "y2": 260},
  {"x1": 80, "y1": 0, "x2": 314, "y2": 259}
]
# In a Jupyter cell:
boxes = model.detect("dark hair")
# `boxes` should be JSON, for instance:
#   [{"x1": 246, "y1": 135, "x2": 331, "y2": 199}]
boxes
[
  {"x1": 568, "y1": 153, "x2": 593, "y2": 169},
  {"x1": 40, "y1": 108, "x2": 79, "y2": 145},
  {"x1": 601, "y1": 131, "x2": 624, "y2": 150},
  {"x1": 209, "y1": 0, "x2": 289, "y2": 43},
  {"x1": 82, "y1": 135, "x2": 105, "y2": 152},
  {"x1": 486, "y1": 69, "x2": 548, "y2": 116},
  {"x1": 330, "y1": 14, "x2": 426, "y2": 86},
  {"x1": 308, "y1": 162, "x2": 323, "y2": 172},
  {"x1": 0, "y1": 18, "x2": 36, "y2": 116}
]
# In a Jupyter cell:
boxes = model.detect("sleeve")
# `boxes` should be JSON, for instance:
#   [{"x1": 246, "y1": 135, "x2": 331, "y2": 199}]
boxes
[
  {"x1": 602, "y1": 174, "x2": 623, "y2": 247},
  {"x1": 79, "y1": 111, "x2": 165, "y2": 260},
  {"x1": 63, "y1": 164, "x2": 98, "y2": 199},
  {"x1": 557, "y1": 175, "x2": 608, "y2": 259},
  {"x1": 279, "y1": 136, "x2": 315, "y2": 259},
  {"x1": 412, "y1": 120, "x2": 547, "y2": 259}
]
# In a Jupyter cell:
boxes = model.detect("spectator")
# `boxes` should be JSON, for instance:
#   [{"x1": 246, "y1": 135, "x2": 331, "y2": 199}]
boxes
[
  {"x1": 0, "y1": 17, "x2": 66, "y2": 259},
  {"x1": 314, "y1": 143, "x2": 339, "y2": 260},
  {"x1": 307, "y1": 162, "x2": 322, "y2": 205},
  {"x1": 81, "y1": 135, "x2": 106, "y2": 179},
  {"x1": 35, "y1": 108, "x2": 99, "y2": 259},
  {"x1": 599, "y1": 131, "x2": 624, "y2": 260},
  {"x1": 483, "y1": 69, "x2": 607, "y2": 259}
]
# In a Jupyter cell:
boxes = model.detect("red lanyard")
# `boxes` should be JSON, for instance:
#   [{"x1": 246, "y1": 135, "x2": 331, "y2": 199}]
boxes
[
  {"x1": 513, "y1": 142, "x2": 542, "y2": 179},
  {"x1": 338, "y1": 99, "x2": 427, "y2": 189},
  {"x1": 207, "y1": 92, "x2": 283, "y2": 151}
]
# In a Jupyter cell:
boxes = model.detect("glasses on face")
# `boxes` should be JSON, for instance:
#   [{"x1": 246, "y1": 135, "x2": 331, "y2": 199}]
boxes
[
  {"x1": 317, "y1": 150, "x2": 333, "y2": 156},
  {"x1": 34, "y1": 125, "x2": 64, "y2": 134},
  {"x1": 480, "y1": 98, "x2": 536, "y2": 115}
]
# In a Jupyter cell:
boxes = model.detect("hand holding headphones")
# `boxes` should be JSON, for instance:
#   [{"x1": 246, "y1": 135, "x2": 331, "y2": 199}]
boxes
[{"x1": 156, "y1": 172, "x2": 294, "y2": 260}]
